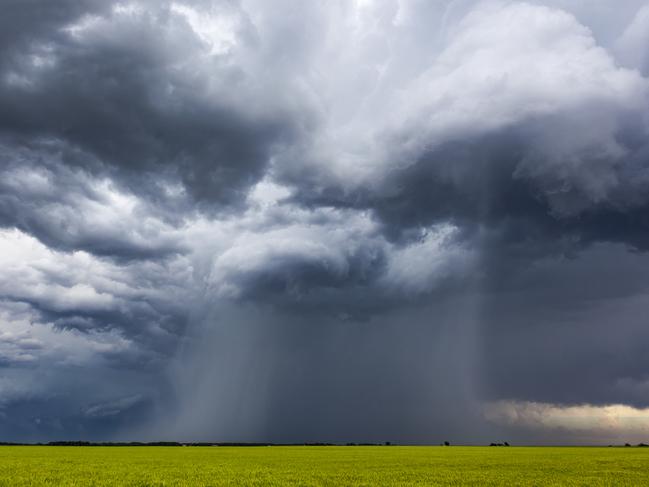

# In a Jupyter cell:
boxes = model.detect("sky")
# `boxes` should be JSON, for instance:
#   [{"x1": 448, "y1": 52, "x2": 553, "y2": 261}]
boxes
[{"x1": 1, "y1": 0, "x2": 649, "y2": 445}]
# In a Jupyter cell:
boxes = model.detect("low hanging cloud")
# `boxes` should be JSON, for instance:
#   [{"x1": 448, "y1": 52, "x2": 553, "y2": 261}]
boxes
[
  {"x1": 1, "y1": 0, "x2": 649, "y2": 443},
  {"x1": 485, "y1": 400, "x2": 649, "y2": 444}
]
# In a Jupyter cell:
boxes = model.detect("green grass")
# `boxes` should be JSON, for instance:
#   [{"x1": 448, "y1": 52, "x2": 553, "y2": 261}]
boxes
[{"x1": 0, "y1": 445, "x2": 647, "y2": 486}]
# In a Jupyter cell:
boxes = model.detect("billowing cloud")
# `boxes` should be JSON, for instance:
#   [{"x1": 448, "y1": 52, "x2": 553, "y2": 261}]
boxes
[
  {"x1": 1, "y1": 0, "x2": 649, "y2": 444},
  {"x1": 0, "y1": 0, "x2": 303, "y2": 208},
  {"x1": 0, "y1": 141, "x2": 185, "y2": 259}
]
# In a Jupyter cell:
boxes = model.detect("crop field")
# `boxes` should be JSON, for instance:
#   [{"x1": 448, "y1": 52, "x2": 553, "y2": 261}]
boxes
[{"x1": 0, "y1": 445, "x2": 647, "y2": 486}]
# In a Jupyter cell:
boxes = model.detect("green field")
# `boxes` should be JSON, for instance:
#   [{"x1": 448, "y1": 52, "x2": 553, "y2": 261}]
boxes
[{"x1": 0, "y1": 445, "x2": 647, "y2": 486}]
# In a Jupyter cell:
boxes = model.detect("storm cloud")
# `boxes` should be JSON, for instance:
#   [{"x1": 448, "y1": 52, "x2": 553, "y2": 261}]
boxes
[{"x1": 1, "y1": 0, "x2": 649, "y2": 445}]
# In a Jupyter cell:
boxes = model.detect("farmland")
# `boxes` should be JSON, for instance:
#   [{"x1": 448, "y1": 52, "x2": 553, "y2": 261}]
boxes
[{"x1": 0, "y1": 445, "x2": 647, "y2": 486}]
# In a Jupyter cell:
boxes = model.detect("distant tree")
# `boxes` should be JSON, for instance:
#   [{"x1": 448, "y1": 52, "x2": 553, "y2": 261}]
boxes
[
  {"x1": 444, "y1": 441, "x2": 450, "y2": 446},
  {"x1": 504, "y1": 442, "x2": 510, "y2": 446}
]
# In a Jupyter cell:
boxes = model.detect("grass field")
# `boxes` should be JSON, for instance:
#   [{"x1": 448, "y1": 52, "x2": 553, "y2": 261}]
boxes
[{"x1": 0, "y1": 445, "x2": 647, "y2": 486}]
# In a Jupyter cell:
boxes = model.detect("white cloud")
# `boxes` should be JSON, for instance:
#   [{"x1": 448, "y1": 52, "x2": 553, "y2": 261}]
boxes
[
  {"x1": 485, "y1": 400, "x2": 649, "y2": 440},
  {"x1": 382, "y1": 224, "x2": 475, "y2": 294},
  {"x1": 0, "y1": 302, "x2": 135, "y2": 369},
  {"x1": 0, "y1": 142, "x2": 184, "y2": 257},
  {"x1": 0, "y1": 229, "x2": 121, "y2": 312},
  {"x1": 394, "y1": 1, "x2": 647, "y2": 209},
  {"x1": 274, "y1": 1, "x2": 648, "y2": 214},
  {"x1": 170, "y1": 2, "x2": 242, "y2": 56},
  {"x1": 615, "y1": 4, "x2": 649, "y2": 75}
]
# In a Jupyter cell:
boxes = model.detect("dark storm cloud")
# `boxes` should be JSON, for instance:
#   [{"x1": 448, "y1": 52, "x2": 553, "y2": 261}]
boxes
[
  {"x1": 161, "y1": 298, "x2": 491, "y2": 444},
  {"x1": 0, "y1": 1, "x2": 108, "y2": 61},
  {"x1": 1, "y1": 0, "x2": 649, "y2": 445},
  {"x1": 0, "y1": 0, "x2": 300, "y2": 210},
  {"x1": 377, "y1": 131, "x2": 649, "y2": 253},
  {"x1": 0, "y1": 365, "x2": 162, "y2": 443},
  {"x1": 478, "y1": 244, "x2": 649, "y2": 405},
  {"x1": 474, "y1": 243, "x2": 649, "y2": 445}
]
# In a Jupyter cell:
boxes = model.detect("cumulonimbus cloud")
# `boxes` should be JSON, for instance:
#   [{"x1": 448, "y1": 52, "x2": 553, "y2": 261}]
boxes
[{"x1": 1, "y1": 0, "x2": 649, "y2": 443}]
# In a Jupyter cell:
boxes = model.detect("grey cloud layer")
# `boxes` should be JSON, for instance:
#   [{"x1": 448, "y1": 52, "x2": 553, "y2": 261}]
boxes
[
  {"x1": 1, "y1": 0, "x2": 649, "y2": 443},
  {"x1": 0, "y1": 0, "x2": 302, "y2": 208}
]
